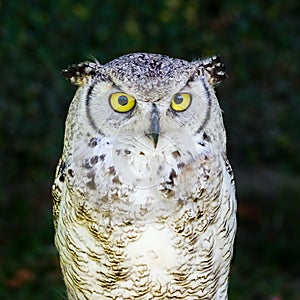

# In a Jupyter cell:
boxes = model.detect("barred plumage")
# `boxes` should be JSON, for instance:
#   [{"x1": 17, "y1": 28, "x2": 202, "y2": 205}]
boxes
[{"x1": 52, "y1": 53, "x2": 237, "y2": 299}]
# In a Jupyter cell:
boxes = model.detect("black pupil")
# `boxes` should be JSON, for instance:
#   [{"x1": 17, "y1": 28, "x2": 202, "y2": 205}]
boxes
[
  {"x1": 174, "y1": 94, "x2": 183, "y2": 105},
  {"x1": 118, "y1": 95, "x2": 128, "y2": 106}
]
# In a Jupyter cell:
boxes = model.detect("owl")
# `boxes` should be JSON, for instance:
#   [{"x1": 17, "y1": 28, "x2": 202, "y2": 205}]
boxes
[{"x1": 52, "y1": 53, "x2": 237, "y2": 300}]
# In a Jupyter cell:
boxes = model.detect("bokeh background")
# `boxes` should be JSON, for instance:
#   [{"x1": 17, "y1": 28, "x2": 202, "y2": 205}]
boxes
[{"x1": 1, "y1": 1, "x2": 299, "y2": 299}]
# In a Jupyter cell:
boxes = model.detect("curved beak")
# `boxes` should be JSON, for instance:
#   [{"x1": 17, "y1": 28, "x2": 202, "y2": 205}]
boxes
[{"x1": 146, "y1": 103, "x2": 160, "y2": 148}]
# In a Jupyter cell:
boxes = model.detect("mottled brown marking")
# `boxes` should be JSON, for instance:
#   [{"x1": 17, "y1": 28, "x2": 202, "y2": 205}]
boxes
[
  {"x1": 99, "y1": 154, "x2": 106, "y2": 161},
  {"x1": 124, "y1": 149, "x2": 131, "y2": 155},
  {"x1": 160, "y1": 185, "x2": 175, "y2": 198},
  {"x1": 172, "y1": 150, "x2": 181, "y2": 158},
  {"x1": 108, "y1": 166, "x2": 116, "y2": 175},
  {"x1": 197, "y1": 210, "x2": 204, "y2": 219},
  {"x1": 88, "y1": 137, "x2": 98, "y2": 147},
  {"x1": 203, "y1": 131, "x2": 211, "y2": 142},
  {"x1": 68, "y1": 169, "x2": 75, "y2": 177},
  {"x1": 90, "y1": 155, "x2": 99, "y2": 165},
  {"x1": 112, "y1": 175, "x2": 121, "y2": 184},
  {"x1": 86, "y1": 170, "x2": 96, "y2": 189},
  {"x1": 174, "y1": 223, "x2": 184, "y2": 233},
  {"x1": 197, "y1": 188, "x2": 205, "y2": 199},
  {"x1": 177, "y1": 162, "x2": 185, "y2": 169},
  {"x1": 168, "y1": 168, "x2": 177, "y2": 185},
  {"x1": 166, "y1": 190, "x2": 175, "y2": 197},
  {"x1": 86, "y1": 181, "x2": 96, "y2": 189}
]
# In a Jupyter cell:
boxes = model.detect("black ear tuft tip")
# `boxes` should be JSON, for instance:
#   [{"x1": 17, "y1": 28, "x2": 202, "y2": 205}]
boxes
[
  {"x1": 61, "y1": 65, "x2": 77, "y2": 79},
  {"x1": 201, "y1": 56, "x2": 227, "y2": 85},
  {"x1": 61, "y1": 62, "x2": 100, "y2": 85}
]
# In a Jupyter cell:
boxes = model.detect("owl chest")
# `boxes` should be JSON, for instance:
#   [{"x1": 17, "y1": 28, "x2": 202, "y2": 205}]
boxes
[
  {"x1": 64, "y1": 141, "x2": 223, "y2": 257},
  {"x1": 67, "y1": 140, "x2": 221, "y2": 225},
  {"x1": 68, "y1": 141, "x2": 220, "y2": 205},
  {"x1": 60, "y1": 194, "x2": 225, "y2": 299},
  {"x1": 61, "y1": 141, "x2": 228, "y2": 299}
]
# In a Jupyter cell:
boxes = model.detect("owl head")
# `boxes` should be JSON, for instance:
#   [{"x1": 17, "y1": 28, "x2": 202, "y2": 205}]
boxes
[{"x1": 62, "y1": 53, "x2": 227, "y2": 151}]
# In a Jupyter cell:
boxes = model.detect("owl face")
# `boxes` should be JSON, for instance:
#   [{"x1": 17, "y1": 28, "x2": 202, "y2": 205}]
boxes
[
  {"x1": 85, "y1": 77, "x2": 210, "y2": 148},
  {"x1": 65, "y1": 53, "x2": 226, "y2": 150}
]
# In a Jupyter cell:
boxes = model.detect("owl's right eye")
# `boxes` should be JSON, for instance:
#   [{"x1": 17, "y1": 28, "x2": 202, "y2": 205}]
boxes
[
  {"x1": 109, "y1": 93, "x2": 136, "y2": 113},
  {"x1": 171, "y1": 93, "x2": 192, "y2": 112}
]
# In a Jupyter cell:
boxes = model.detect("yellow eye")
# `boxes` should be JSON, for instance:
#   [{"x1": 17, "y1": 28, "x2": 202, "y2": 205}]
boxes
[
  {"x1": 171, "y1": 93, "x2": 192, "y2": 112},
  {"x1": 109, "y1": 93, "x2": 136, "y2": 113}
]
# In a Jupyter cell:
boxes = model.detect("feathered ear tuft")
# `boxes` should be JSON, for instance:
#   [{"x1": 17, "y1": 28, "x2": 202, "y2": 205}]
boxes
[
  {"x1": 195, "y1": 56, "x2": 227, "y2": 86},
  {"x1": 61, "y1": 62, "x2": 100, "y2": 86},
  {"x1": 202, "y1": 56, "x2": 227, "y2": 85}
]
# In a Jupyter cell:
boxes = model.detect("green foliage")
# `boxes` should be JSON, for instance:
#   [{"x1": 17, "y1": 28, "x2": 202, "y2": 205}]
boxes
[{"x1": 1, "y1": 0, "x2": 299, "y2": 298}]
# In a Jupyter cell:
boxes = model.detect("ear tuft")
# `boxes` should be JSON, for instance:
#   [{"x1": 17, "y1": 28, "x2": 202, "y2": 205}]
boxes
[
  {"x1": 193, "y1": 56, "x2": 227, "y2": 86},
  {"x1": 61, "y1": 62, "x2": 100, "y2": 86},
  {"x1": 201, "y1": 56, "x2": 227, "y2": 85}
]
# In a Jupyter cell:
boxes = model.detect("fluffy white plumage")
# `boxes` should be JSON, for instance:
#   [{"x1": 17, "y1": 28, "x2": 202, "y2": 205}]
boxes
[{"x1": 52, "y1": 53, "x2": 237, "y2": 299}]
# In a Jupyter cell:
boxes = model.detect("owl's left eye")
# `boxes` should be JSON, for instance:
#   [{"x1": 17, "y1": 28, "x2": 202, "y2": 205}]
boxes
[
  {"x1": 109, "y1": 93, "x2": 136, "y2": 113},
  {"x1": 171, "y1": 93, "x2": 192, "y2": 112}
]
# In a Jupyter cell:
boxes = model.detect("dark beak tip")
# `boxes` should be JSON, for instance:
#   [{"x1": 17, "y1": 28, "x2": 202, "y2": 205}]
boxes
[
  {"x1": 152, "y1": 133, "x2": 159, "y2": 148},
  {"x1": 145, "y1": 132, "x2": 159, "y2": 148}
]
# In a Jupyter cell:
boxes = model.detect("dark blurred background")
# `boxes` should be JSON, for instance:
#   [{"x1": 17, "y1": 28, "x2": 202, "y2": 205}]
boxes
[{"x1": 1, "y1": 1, "x2": 299, "y2": 299}]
